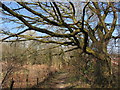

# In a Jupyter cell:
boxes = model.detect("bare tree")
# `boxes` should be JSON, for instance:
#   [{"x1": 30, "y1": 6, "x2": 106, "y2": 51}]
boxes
[{"x1": 0, "y1": 1, "x2": 119, "y2": 87}]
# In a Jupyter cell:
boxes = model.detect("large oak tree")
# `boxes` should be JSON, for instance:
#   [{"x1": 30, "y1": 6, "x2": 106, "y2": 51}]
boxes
[{"x1": 0, "y1": 1, "x2": 119, "y2": 87}]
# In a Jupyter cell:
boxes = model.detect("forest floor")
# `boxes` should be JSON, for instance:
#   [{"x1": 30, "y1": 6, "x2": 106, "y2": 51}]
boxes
[{"x1": 32, "y1": 69, "x2": 91, "y2": 88}]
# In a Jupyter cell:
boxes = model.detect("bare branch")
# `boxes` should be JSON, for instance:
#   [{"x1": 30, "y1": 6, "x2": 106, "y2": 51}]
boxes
[
  {"x1": 52, "y1": 2, "x2": 64, "y2": 23},
  {"x1": 69, "y1": 2, "x2": 75, "y2": 17},
  {"x1": 17, "y1": 2, "x2": 62, "y2": 26},
  {"x1": 2, "y1": 28, "x2": 30, "y2": 41},
  {"x1": 81, "y1": 2, "x2": 89, "y2": 52}
]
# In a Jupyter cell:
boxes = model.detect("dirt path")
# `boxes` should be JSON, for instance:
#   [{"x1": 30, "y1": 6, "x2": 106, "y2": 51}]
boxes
[
  {"x1": 32, "y1": 71, "x2": 73, "y2": 88},
  {"x1": 32, "y1": 70, "x2": 91, "y2": 88},
  {"x1": 49, "y1": 72, "x2": 70, "y2": 88}
]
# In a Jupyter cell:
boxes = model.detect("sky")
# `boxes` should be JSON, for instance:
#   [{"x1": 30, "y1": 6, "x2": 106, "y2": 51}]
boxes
[
  {"x1": 0, "y1": 1, "x2": 119, "y2": 54},
  {"x1": 0, "y1": 1, "x2": 119, "y2": 34}
]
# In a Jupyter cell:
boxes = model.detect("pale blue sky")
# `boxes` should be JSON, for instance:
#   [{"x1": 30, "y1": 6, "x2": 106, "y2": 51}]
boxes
[{"x1": 0, "y1": 1, "x2": 119, "y2": 38}]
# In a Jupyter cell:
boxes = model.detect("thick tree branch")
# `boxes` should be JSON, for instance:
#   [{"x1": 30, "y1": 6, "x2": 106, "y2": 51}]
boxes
[
  {"x1": 17, "y1": 2, "x2": 62, "y2": 26},
  {"x1": 89, "y1": 2, "x2": 111, "y2": 41},
  {"x1": 93, "y1": 2, "x2": 109, "y2": 33},
  {"x1": 112, "y1": 36, "x2": 120, "y2": 39},
  {"x1": 81, "y1": 2, "x2": 89, "y2": 52},
  {"x1": 69, "y1": 2, "x2": 75, "y2": 17},
  {"x1": 50, "y1": 2, "x2": 59, "y2": 21},
  {"x1": 1, "y1": 2, "x2": 32, "y2": 27},
  {"x1": 3, "y1": 38, "x2": 74, "y2": 46},
  {"x1": 1, "y1": 28, "x2": 30, "y2": 41},
  {"x1": 104, "y1": 3, "x2": 117, "y2": 41},
  {"x1": 52, "y1": 2, "x2": 64, "y2": 22},
  {"x1": 1, "y1": 2, "x2": 77, "y2": 38}
]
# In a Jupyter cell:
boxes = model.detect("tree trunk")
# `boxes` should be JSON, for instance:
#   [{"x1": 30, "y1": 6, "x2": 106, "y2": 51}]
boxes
[
  {"x1": 92, "y1": 54, "x2": 112, "y2": 88},
  {"x1": 89, "y1": 41, "x2": 113, "y2": 87}
]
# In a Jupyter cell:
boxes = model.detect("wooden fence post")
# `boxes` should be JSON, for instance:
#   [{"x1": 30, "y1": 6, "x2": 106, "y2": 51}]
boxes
[
  {"x1": 18, "y1": 76, "x2": 20, "y2": 88},
  {"x1": 37, "y1": 77, "x2": 39, "y2": 85},
  {"x1": 26, "y1": 74, "x2": 28, "y2": 87},
  {"x1": 10, "y1": 78, "x2": 14, "y2": 90}
]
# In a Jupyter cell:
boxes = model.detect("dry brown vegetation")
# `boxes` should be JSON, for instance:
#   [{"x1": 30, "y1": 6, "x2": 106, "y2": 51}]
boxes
[
  {"x1": 1, "y1": 62, "x2": 58, "y2": 88},
  {"x1": 0, "y1": 54, "x2": 119, "y2": 88}
]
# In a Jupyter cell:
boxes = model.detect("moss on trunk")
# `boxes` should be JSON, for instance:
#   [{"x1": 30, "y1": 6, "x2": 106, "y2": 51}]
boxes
[{"x1": 92, "y1": 56, "x2": 113, "y2": 88}]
